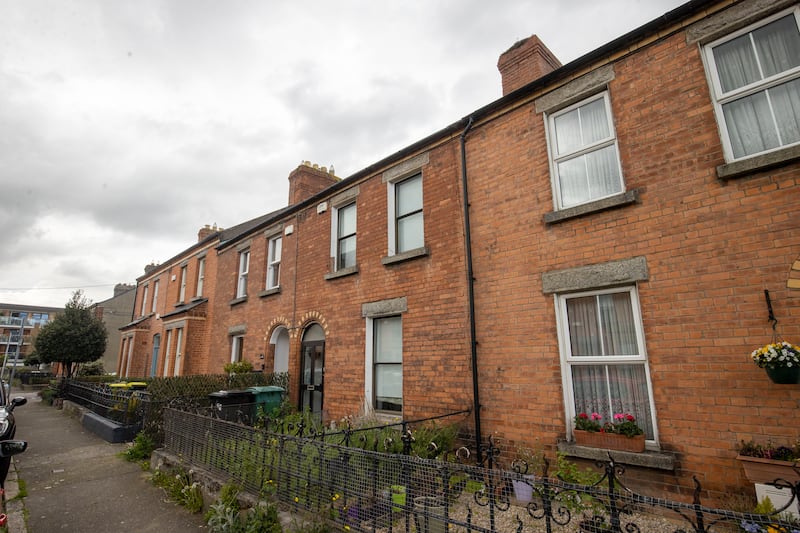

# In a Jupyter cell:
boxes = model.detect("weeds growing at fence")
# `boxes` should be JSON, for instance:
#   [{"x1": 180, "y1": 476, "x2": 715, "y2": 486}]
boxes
[
  {"x1": 151, "y1": 466, "x2": 204, "y2": 513},
  {"x1": 205, "y1": 481, "x2": 283, "y2": 533}
]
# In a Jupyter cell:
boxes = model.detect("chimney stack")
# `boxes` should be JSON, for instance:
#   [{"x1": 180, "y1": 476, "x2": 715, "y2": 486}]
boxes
[
  {"x1": 198, "y1": 223, "x2": 220, "y2": 242},
  {"x1": 497, "y1": 35, "x2": 561, "y2": 96},
  {"x1": 113, "y1": 283, "x2": 135, "y2": 297},
  {"x1": 288, "y1": 161, "x2": 339, "y2": 205}
]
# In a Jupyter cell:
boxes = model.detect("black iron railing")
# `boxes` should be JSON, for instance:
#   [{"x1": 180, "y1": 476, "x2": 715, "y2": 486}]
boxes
[
  {"x1": 62, "y1": 380, "x2": 142, "y2": 426},
  {"x1": 162, "y1": 408, "x2": 800, "y2": 533}
]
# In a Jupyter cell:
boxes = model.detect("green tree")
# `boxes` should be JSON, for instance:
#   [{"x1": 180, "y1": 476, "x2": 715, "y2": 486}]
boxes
[{"x1": 35, "y1": 291, "x2": 107, "y2": 378}]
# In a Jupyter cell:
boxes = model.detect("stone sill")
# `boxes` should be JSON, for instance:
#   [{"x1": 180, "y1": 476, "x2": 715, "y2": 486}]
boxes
[
  {"x1": 324, "y1": 266, "x2": 359, "y2": 281},
  {"x1": 717, "y1": 144, "x2": 800, "y2": 180},
  {"x1": 381, "y1": 246, "x2": 429, "y2": 266},
  {"x1": 544, "y1": 189, "x2": 641, "y2": 225},
  {"x1": 258, "y1": 287, "x2": 281, "y2": 298},
  {"x1": 557, "y1": 440, "x2": 675, "y2": 471},
  {"x1": 228, "y1": 296, "x2": 247, "y2": 307}
]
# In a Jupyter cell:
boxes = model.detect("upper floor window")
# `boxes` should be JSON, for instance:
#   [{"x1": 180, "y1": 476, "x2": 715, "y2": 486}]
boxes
[
  {"x1": 140, "y1": 285, "x2": 149, "y2": 317},
  {"x1": 557, "y1": 286, "x2": 657, "y2": 443},
  {"x1": 196, "y1": 257, "x2": 206, "y2": 298},
  {"x1": 335, "y1": 202, "x2": 357, "y2": 270},
  {"x1": 151, "y1": 280, "x2": 159, "y2": 313},
  {"x1": 389, "y1": 173, "x2": 424, "y2": 255},
  {"x1": 266, "y1": 236, "x2": 281, "y2": 290},
  {"x1": 236, "y1": 250, "x2": 250, "y2": 298},
  {"x1": 704, "y1": 9, "x2": 800, "y2": 161},
  {"x1": 29, "y1": 313, "x2": 49, "y2": 326},
  {"x1": 546, "y1": 92, "x2": 623, "y2": 209},
  {"x1": 178, "y1": 266, "x2": 187, "y2": 303}
]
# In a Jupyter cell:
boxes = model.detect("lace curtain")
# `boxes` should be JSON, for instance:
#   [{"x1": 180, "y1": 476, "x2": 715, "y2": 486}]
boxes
[
  {"x1": 567, "y1": 293, "x2": 654, "y2": 438},
  {"x1": 713, "y1": 14, "x2": 800, "y2": 158},
  {"x1": 554, "y1": 96, "x2": 621, "y2": 207}
]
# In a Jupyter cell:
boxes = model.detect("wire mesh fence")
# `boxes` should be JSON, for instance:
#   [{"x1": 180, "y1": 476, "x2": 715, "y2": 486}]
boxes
[{"x1": 162, "y1": 408, "x2": 800, "y2": 533}]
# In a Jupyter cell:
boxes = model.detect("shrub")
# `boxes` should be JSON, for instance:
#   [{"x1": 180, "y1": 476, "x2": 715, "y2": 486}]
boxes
[
  {"x1": 122, "y1": 432, "x2": 155, "y2": 462},
  {"x1": 224, "y1": 361, "x2": 254, "y2": 375}
]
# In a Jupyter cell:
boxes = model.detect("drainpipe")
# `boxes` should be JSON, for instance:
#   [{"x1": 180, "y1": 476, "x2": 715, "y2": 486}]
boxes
[{"x1": 460, "y1": 116, "x2": 483, "y2": 463}]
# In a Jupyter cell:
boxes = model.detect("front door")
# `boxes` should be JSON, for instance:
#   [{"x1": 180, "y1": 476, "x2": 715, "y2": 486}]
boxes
[
  {"x1": 150, "y1": 334, "x2": 160, "y2": 377},
  {"x1": 300, "y1": 340, "x2": 324, "y2": 416}
]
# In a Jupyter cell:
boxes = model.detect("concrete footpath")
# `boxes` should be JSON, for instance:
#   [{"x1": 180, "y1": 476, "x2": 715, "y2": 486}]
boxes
[{"x1": 7, "y1": 391, "x2": 207, "y2": 532}]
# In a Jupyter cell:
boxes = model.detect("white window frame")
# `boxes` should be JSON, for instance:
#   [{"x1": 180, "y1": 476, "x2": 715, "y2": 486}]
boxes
[
  {"x1": 555, "y1": 286, "x2": 658, "y2": 445},
  {"x1": 365, "y1": 315, "x2": 403, "y2": 413},
  {"x1": 140, "y1": 285, "x2": 149, "y2": 317},
  {"x1": 266, "y1": 236, "x2": 281, "y2": 289},
  {"x1": 163, "y1": 329, "x2": 173, "y2": 376},
  {"x1": 387, "y1": 172, "x2": 424, "y2": 256},
  {"x1": 231, "y1": 335, "x2": 244, "y2": 363},
  {"x1": 545, "y1": 91, "x2": 624, "y2": 210},
  {"x1": 196, "y1": 257, "x2": 206, "y2": 298},
  {"x1": 702, "y1": 7, "x2": 800, "y2": 162},
  {"x1": 125, "y1": 336, "x2": 134, "y2": 377},
  {"x1": 236, "y1": 250, "x2": 250, "y2": 298},
  {"x1": 173, "y1": 328, "x2": 184, "y2": 376},
  {"x1": 178, "y1": 266, "x2": 187, "y2": 303},
  {"x1": 331, "y1": 201, "x2": 357, "y2": 271},
  {"x1": 151, "y1": 280, "x2": 159, "y2": 313}
]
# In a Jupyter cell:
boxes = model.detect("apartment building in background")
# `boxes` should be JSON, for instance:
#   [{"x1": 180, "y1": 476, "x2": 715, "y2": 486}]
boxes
[
  {"x1": 120, "y1": 0, "x2": 800, "y2": 503},
  {"x1": 0, "y1": 303, "x2": 62, "y2": 365}
]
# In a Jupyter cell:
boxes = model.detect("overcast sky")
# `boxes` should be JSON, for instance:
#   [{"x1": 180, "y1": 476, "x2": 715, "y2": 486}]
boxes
[{"x1": 1, "y1": 0, "x2": 688, "y2": 308}]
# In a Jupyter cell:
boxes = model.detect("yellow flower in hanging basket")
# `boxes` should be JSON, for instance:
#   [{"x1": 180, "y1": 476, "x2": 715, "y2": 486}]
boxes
[{"x1": 750, "y1": 341, "x2": 800, "y2": 369}]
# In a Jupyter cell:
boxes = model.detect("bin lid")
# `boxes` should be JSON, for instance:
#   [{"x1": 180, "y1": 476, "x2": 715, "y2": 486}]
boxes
[
  {"x1": 247, "y1": 386, "x2": 285, "y2": 393},
  {"x1": 127, "y1": 382, "x2": 147, "y2": 387},
  {"x1": 209, "y1": 389, "x2": 254, "y2": 397},
  {"x1": 109, "y1": 383, "x2": 130, "y2": 389}
]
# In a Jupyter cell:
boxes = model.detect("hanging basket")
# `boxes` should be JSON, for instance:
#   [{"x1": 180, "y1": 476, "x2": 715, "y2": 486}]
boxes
[
  {"x1": 574, "y1": 430, "x2": 645, "y2": 452},
  {"x1": 765, "y1": 366, "x2": 800, "y2": 384}
]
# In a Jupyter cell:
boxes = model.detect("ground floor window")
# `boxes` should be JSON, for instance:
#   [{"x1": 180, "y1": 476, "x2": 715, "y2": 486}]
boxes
[
  {"x1": 373, "y1": 316, "x2": 402, "y2": 412},
  {"x1": 231, "y1": 335, "x2": 244, "y2": 363},
  {"x1": 557, "y1": 286, "x2": 657, "y2": 441}
]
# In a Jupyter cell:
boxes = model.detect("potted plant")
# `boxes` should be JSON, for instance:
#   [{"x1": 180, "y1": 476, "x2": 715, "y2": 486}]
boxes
[
  {"x1": 573, "y1": 412, "x2": 645, "y2": 453},
  {"x1": 750, "y1": 341, "x2": 800, "y2": 384},
  {"x1": 736, "y1": 439, "x2": 800, "y2": 484},
  {"x1": 511, "y1": 446, "x2": 544, "y2": 503}
]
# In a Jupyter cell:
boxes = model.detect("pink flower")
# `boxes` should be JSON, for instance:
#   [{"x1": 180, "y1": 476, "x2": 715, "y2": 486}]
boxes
[
  {"x1": 591, "y1": 413, "x2": 602, "y2": 421},
  {"x1": 614, "y1": 413, "x2": 625, "y2": 421}
]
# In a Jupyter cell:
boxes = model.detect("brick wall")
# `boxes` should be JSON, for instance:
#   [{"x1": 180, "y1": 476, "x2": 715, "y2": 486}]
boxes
[
  {"x1": 209, "y1": 150, "x2": 473, "y2": 422},
  {"x1": 464, "y1": 27, "x2": 800, "y2": 500},
  {"x1": 118, "y1": 0, "x2": 799, "y2": 504}
]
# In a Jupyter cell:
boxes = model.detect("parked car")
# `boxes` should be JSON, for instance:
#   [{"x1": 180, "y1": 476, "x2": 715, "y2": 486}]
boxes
[{"x1": 0, "y1": 384, "x2": 27, "y2": 487}]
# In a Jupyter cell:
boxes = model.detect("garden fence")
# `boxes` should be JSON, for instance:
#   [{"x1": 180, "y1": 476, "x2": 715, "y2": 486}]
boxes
[
  {"x1": 61, "y1": 379, "x2": 141, "y2": 426},
  {"x1": 162, "y1": 408, "x2": 800, "y2": 533}
]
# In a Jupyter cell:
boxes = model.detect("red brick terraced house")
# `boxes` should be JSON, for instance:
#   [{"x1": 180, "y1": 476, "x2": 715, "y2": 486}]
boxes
[{"x1": 121, "y1": 0, "x2": 800, "y2": 503}]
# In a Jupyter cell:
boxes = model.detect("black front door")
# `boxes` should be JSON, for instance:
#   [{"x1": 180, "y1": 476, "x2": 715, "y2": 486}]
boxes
[{"x1": 300, "y1": 340, "x2": 324, "y2": 416}]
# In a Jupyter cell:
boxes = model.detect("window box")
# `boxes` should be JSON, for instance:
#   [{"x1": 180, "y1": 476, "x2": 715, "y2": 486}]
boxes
[
  {"x1": 737, "y1": 455, "x2": 800, "y2": 484},
  {"x1": 573, "y1": 430, "x2": 645, "y2": 453}
]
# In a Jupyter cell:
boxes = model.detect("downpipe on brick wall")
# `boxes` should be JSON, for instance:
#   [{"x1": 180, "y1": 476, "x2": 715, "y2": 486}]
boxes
[{"x1": 460, "y1": 115, "x2": 483, "y2": 464}]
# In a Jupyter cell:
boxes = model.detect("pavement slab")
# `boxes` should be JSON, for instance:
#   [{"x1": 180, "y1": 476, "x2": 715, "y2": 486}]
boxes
[{"x1": 10, "y1": 391, "x2": 208, "y2": 532}]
